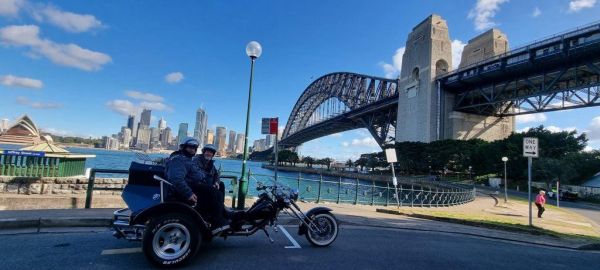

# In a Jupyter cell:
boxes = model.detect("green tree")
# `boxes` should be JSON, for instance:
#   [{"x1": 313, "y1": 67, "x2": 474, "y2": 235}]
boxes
[
  {"x1": 302, "y1": 156, "x2": 315, "y2": 168},
  {"x1": 354, "y1": 157, "x2": 368, "y2": 172},
  {"x1": 345, "y1": 159, "x2": 354, "y2": 169}
]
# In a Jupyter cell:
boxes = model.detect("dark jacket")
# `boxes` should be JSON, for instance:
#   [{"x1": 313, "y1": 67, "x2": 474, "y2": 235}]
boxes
[
  {"x1": 164, "y1": 153, "x2": 206, "y2": 200},
  {"x1": 194, "y1": 155, "x2": 219, "y2": 185}
]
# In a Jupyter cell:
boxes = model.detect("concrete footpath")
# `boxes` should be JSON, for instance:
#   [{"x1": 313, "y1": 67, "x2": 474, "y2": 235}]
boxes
[{"x1": 1, "y1": 198, "x2": 599, "y2": 251}]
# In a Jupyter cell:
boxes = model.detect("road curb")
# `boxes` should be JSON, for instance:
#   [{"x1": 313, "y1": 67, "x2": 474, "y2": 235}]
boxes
[{"x1": 0, "y1": 218, "x2": 112, "y2": 230}]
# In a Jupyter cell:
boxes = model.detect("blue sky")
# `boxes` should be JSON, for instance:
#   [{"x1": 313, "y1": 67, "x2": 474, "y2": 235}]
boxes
[{"x1": 1, "y1": 0, "x2": 599, "y2": 160}]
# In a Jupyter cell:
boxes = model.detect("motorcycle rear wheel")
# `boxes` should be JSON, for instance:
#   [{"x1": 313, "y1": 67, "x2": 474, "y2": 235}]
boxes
[
  {"x1": 142, "y1": 213, "x2": 201, "y2": 267},
  {"x1": 305, "y1": 212, "x2": 338, "y2": 247}
]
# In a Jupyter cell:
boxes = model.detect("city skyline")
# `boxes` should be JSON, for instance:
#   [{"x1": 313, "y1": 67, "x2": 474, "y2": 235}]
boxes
[{"x1": 1, "y1": 1, "x2": 600, "y2": 160}]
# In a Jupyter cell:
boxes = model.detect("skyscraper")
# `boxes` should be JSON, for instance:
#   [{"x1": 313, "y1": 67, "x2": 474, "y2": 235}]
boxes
[
  {"x1": 235, "y1": 133, "x2": 244, "y2": 154},
  {"x1": 161, "y1": 127, "x2": 172, "y2": 147},
  {"x1": 136, "y1": 126, "x2": 151, "y2": 151},
  {"x1": 265, "y1": 134, "x2": 276, "y2": 148},
  {"x1": 206, "y1": 129, "x2": 214, "y2": 145},
  {"x1": 150, "y1": 127, "x2": 159, "y2": 145},
  {"x1": 227, "y1": 130, "x2": 236, "y2": 153},
  {"x1": 127, "y1": 115, "x2": 135, "y2": 130},
  {"x1": 193, "y1": 108, "x2": 208, "y2": 146},
  {"x1": 122, "y1": 128, "x2": 132, "y2": 148},
  {"x1": 158, "y1": 117, "x2": 167, "y2": 130},
  {"x1": 215, "y1": 126, "x2": 227, "y2": 155},
  {"x1": 140, "y1": 109, "x2": 151, "y2": 127},
  {"x1": 178, "y1": 123, "x2": 189, "y2": 144}
]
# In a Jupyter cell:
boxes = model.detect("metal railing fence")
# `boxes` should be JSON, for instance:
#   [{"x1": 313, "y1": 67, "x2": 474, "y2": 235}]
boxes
[{"x1": 84, "y1": 168, "x2": 476, "y2": 208}]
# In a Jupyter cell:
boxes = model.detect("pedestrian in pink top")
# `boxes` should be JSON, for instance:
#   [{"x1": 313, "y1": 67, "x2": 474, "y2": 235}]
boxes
[{"x1": 535, "y1": 190, "x2": 546, "y2": 218}]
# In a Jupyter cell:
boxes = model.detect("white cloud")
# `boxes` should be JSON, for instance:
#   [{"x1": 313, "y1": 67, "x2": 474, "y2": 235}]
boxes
[
  {"x1": 351, "y1": 137, "x2": 379, "y2": 147},
  {"x1": 451, "y1": 39, "x2": 466, "y2": 69},
  {"x1": 165, "y1": 72, "x2": 184, "y2": 84},
  {"x1": 106, "y1": 99, "x2": 138, "y2": 116},
  {"x1": 106, "y1": 96, "x2": 173, "y2": 117},
  {"x1": 0, "y1": 0, "x2": 24, "y2": 17},
  {"x1": 568, "y1": 0, "x2": 597, "y2": 12},
  {"x1": 468, "y1": 0, "x2": 509, "y2": 31},
  {"x1": 545, "y1": 125, "x2": 577, "y2": 133},
  {"x1": 341, "y1": 141, "x2": 349, "y2": 147},
  {"x1": 33, "y1": 4, "x2": 103, "y2": 33},
  {"x1": 125, "y1": 90, "x2": 164, "y2": 102},
  {"x1": 16, "y1": 96, "x2": 62, "y2": 109},
  {"x1": 516, "y1": 113, "x2": 547, "y2": 124},
  {"x1": 140, "y1": 101, "x2": 172, "y2": 112},
  {"x1": 532, "y1": 7, "x2": 541, "y2": 17},
  {"x1": 379, "y1": 47, "x2": 405, "y2": 79},
  {"x1": 331, "y1": 133, "x2": 342, "y2": 138},
  {"x1": 587, "y1": 115, "x2": 600, "y2": 141},
  {"x1": 584, "y1": 146, "x2": 594, "y2": 152},
  {"x1": 0, "y1": 25, "x2": 111, "y2": 71},
  {"x1": 0, "y1": 74, "x2": 42, "y2": 89}
]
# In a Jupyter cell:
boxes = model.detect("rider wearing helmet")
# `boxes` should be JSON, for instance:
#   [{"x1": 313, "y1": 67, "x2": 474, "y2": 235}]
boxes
[
  {"x1": 194, "y1": 144, "x2": 224, "y2": 196},
  {"x1": 165, "y1": 137, "x2": 229, "y2": 235}
]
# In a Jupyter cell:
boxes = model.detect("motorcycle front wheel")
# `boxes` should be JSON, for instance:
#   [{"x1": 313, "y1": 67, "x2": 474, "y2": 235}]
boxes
[{"x1": 305, "y1": 212, "x2": 338, "y2": 247}]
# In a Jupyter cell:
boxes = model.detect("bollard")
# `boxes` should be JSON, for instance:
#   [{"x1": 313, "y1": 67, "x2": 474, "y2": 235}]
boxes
[
  {"x1": 354, "y1": 178, "x2": 359, "y2": 205},
  {"x1": 337, "y1": 177, "x2": 342, "y2": 204}
]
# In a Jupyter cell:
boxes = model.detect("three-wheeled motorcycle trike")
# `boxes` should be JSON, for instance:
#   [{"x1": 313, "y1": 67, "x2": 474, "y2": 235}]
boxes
[{"x1": 112, "y1": 161, "x2": 339, "y2": 267}]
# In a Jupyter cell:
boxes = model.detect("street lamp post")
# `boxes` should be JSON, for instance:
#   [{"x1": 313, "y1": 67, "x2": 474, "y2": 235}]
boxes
[
  {"x1": 502, "y1": 156, "x2": 508, "y2": 203},
  {"x1": 238, "y1": 41, "x2": 262, "y2": 210}
]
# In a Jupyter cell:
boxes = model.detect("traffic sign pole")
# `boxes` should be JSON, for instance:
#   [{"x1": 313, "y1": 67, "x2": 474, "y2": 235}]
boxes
[
  {"x1": 385, "y1": 148, "x2": 400, "y2": 208},
  {"x1": 523, "y1": 137, "x2": 538, "y2": 226},
  {"x1": 528, "y1": 156, "x2": 532, "y2": 226}
]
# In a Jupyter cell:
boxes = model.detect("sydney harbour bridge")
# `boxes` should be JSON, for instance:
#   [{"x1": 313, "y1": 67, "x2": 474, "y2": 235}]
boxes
[{"x1": 280, "y1": 16, "x2": 600, "y2": 149}]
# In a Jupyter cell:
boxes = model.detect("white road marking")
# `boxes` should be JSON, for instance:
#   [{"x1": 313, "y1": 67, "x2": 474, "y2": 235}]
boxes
[
  {"x1": 101, "y1": 247, "x2": 142, "y2": 255},
  {"x1": 277, "y1": 225, "x2": 301, "y2": 249}
]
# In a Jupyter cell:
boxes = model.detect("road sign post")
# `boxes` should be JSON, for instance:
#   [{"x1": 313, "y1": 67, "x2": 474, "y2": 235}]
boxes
[
  {"x1": 385, "y1": 148, "x2": 400, "y2": 208},
  {"x1": 263, "y1": 117, "x2": 279, "y2": 182},
  {"x1": 523, "y1": 137, "x2": 539, "y2": 226}
]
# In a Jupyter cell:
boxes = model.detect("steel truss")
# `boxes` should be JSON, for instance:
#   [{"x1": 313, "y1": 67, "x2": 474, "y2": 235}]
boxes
[
  {"x1": 439, "y1": 21, "x2": 600, "y2": 116},
  {"x1": 451, "y1": 61, "x2": 600, "y2": 116}
]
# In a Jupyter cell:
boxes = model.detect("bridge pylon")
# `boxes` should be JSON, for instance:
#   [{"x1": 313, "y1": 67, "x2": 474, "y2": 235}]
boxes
[{"x1": 396, "y1": 14, "x2": 514, "y2": 143}]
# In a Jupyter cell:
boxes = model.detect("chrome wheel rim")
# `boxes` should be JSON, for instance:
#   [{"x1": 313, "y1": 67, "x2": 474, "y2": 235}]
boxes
[
  {"x1": 308, "y1": 214, "x2": 337, "y2": 246},
  {"x1": 152, "y1": 223, "x2": 191, "y2": 260}
]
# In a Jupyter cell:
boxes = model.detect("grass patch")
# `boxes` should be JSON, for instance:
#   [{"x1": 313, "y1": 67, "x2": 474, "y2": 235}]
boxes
[{"x1": 377, "y1": 208, "x2": 600, "y2": 243}]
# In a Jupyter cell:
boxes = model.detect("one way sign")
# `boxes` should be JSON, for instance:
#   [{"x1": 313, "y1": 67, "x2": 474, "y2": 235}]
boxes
[{"x1": 523, "y1": 137, "x2": 539, "y2": 158}]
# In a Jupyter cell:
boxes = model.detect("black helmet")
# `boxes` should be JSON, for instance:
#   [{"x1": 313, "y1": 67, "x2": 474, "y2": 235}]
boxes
[{"x1": 180, "y1": 137, "x2": 200, "y2": 148}]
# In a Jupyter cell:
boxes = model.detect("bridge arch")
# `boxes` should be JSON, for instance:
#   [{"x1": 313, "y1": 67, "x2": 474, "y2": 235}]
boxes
[{"x1": 281, "y1": 72, "x2": 399, "y2": 148}]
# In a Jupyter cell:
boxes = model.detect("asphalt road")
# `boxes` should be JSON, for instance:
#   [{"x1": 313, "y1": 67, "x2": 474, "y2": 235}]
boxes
[{"x1": 0, "y1": 226, "x2": 598, "y2": 270}]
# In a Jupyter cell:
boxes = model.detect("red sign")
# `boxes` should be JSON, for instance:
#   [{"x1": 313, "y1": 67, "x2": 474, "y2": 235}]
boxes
[{"x1": 269, "y1": 118, "x2": 278, "y2": 135}]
